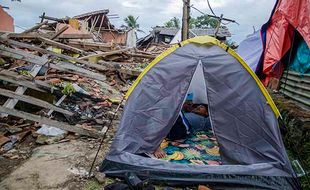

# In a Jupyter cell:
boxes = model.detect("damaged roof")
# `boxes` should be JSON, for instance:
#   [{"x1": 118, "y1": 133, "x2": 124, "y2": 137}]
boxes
[
  {"x1": 151, "y1": 26, "x2": 231, "y2": 38},
  {"x1": 73, "y1": 9, "x2": 109, "y2": 20}
]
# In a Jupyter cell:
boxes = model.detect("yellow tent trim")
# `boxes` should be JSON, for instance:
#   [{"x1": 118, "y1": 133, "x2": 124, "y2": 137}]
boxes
[{"x1": 126, "y1": 36, "x2": 280, "y2": 118}]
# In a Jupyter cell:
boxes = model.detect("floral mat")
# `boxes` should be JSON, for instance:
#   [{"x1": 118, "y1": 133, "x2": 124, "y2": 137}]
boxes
[{"x1": 159, "y1": 131, "x2": 221, "y2": 165}]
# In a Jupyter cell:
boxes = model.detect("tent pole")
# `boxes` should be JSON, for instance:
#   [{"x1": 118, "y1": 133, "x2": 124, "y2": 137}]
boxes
[{"x1": 88, "y1": 96, "x2": 125, "y2": 177}]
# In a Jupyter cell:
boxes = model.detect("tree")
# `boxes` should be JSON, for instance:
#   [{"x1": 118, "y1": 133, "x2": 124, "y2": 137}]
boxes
[
  {"x1": 122, "y1": 15, "x2": 144, "y2": 34},
  {"x1": 164, "y1": 17, "x2": 180, "y2": 28},
  {"x1": 189, "y1": 15, "x2": 219, "y2": 29},
  {"x1": 124, "y1": 15, "x2": 139, "y2": 29}
]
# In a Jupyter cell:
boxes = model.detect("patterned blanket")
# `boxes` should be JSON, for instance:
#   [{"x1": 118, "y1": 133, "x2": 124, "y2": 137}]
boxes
[{"x1": 159, "y1": 131, "x2": 221, "y2": 165}]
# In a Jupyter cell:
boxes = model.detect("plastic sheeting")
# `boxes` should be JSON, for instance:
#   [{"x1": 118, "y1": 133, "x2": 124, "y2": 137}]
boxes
[
  {"x1": 262, "y1": 13, "x2": 294, "y2": 85},
  {"x1": 261, "y1": 0, "x2": 310, "y2": 85},
  {"x1": 290, "y1": 39, "x2": 310, "y2": 74},
  {"x1": 237, "y1": 31, "x2": 263, "y2": 72},
  {"x1": 276, "y1": 0, "x2": 310, "y2": 47}
]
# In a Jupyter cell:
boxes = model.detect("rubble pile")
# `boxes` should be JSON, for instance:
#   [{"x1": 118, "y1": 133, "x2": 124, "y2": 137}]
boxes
[{"x1": 0, "y1": 10, "x2": 170, "y2": 161}]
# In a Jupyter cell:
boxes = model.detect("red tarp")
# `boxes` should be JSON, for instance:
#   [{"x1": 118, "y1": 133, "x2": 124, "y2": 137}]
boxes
[{"x1": 262, "y1": 0, "x2": 310, "y2": 85}]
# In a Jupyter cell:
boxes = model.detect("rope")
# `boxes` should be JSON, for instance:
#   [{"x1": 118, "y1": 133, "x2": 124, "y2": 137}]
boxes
[{"x1": 88, "y1": 97, "x2": 125, "y2": 177}]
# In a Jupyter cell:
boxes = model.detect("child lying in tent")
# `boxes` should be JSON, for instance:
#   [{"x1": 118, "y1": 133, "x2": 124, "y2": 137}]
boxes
[{"x1": 153, "y1": 102, "x2": 214, "y2": 159}]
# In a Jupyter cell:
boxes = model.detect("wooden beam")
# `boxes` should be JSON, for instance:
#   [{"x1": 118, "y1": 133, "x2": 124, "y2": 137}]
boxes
[
  {"x1": 0, "y1": 38, "x2": 108, "y2": 72},
  {"x1": 0, "y1": 74, "x2": 45, "y2": 92},
  {"x1": 0, "y1": 70, "x2": 57, "y2": 91},
  {"x1": 125, "y1": 52, "x2": 156, "y2": 59},
  {"x1": 0, "y1": 106, "x2": 102, "y2": 138},
  {"x1": 79, "y1": 48, "x2": 132, "y2": 60},
  {"x1": 0, "y1": 88, "x2": 74, "y2": 116},
  {"x1": 50, "y1": 25, "x2": 69, "y2": 40},
  {"x1": 47, "y1": 95, "x2": 67, "y2": 116},
  {"x1": 39, "y1": 15, "x2": 69, "y2": 23},
  {"x1": 50, "y1": 62, "x2": 107, "y2": 82},
  {"x1": 0, "y1": 49, "x2": 47, "y2": 117},
  {"x1": 97, "y1": 61, "x2": 141, "y2": 76},
  {"x1": 8, "y1": 33, "x2": 92, "y2": 40},
  {"x1": 0, "y1": 45, "x2": 47, "y2": 65},
  {"x1": 0, "y1": 45, "x2": 107, "y2": 82},
  {"x1": 40, "y1": 12, "x2": 46, "y2": 23},
  {"x1": 21, "y1": 21, "x2": 48, "y2": 34},
  {"x1": 37, "y1": 36, "x2": 86, "y2": 54}
]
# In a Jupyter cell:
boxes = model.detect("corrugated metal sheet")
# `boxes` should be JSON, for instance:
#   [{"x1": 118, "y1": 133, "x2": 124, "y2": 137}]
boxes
[{"x1": 280, "y1": 70, "x2": 310, "y2": 108}]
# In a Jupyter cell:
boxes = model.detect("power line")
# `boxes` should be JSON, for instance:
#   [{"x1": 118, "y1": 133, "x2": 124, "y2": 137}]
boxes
[
  {"x1": 205, "y1": 0, "x2": 216, "y2": 16},
  {"x1": 191, "y1": 5, "x2": 238, "y2": 24}
]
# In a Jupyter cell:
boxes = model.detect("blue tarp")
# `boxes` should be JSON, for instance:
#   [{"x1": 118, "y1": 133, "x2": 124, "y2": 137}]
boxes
[{"x1": 290, "y1": 39, "x2": 310, "y2": 74}]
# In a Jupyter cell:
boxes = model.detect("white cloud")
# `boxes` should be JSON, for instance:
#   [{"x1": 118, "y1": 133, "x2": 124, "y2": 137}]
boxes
[{"x1": 1, "y1": 0, "x2": 276, "y2": 43}]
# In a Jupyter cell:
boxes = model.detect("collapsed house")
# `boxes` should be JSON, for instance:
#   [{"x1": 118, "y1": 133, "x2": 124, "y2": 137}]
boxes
[
  {"x1": 36, "y1": 9, "x2": 136, "y2": 47},
  {"x1": 137, "y1": 26, "x2": 231, "y2": 48},
  {"x1": 0, "y1": 10, "x2": 167, "y2": 154}
]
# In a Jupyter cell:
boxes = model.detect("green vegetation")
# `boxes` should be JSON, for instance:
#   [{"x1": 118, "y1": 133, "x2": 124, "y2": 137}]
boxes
[
  {"x1": 276, "y1": 102, "x2": 310, "y2": 188},
  {"x1": 164, "y1": 17, "x2": 181, "y2": 28},
  {"x1": 18, "y1": 70, "x2": 31, "y2": 76},
  {"x1": 61, "y1": 82, "x2": 76, "y2": 96},
  {"x1": 190, "y1": 15, "x2": 219, "y2": 29},
  {"x1": 164, "y1": 15, "x2": 220, "y2": 29},
  {"x1": 123, "y1": 15, "x2": 144, "y2": 33},
  {"x1": 84, "y1": 180, "x2": 102, "y2": 190}
]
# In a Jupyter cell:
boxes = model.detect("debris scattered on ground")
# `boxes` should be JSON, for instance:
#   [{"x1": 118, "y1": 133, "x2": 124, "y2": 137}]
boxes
[
  {"x1": 0, "y1": 10, "x2": 170, "y2": 169},
  {"x1": 0, "y1": 11, "x2": 171, "y2": 190}
]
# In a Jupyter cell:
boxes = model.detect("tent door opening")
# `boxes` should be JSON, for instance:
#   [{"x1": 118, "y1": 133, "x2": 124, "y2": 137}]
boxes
[{"x1": 150, "y1": 60, "x2": 221, "y2": 166}]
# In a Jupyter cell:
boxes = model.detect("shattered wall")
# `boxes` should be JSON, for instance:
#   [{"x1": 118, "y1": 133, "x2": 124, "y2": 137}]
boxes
[
  {"x1": 0, "y1": 7, "x2": 14, "y2": 32},
  {"x1": 101, "y1": 31, "x2": 126, "y2": 45}
]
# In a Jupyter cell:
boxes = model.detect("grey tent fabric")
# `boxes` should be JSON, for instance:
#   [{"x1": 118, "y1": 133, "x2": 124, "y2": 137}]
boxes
[
  {"x1": 102, "y1": 40, "x2": 296, "y2": 188},
  {"x1": 237, "y1": 30, "x2": 263, "y2": 72},
  {"x1": 200, "y1": 45, "x2": 292, "y2": 174},
  {"x1": 110, "y1": 45, "x2": 200, "y2": 154}
]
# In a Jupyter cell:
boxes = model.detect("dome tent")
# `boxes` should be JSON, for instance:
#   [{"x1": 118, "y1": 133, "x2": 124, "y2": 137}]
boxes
[{"x1": 100, "y1": 36, "x2": 298, "y2": 189}]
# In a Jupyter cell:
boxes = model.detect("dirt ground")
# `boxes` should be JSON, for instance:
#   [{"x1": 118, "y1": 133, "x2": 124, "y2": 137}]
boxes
[{"x1": 0, "y1": 130, "x2": 116, "y2": 190}]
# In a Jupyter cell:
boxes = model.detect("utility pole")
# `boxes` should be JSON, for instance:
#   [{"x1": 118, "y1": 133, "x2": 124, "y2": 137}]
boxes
[{"x1": 181, "y1": 0, "x2": 190, "y2": 41}]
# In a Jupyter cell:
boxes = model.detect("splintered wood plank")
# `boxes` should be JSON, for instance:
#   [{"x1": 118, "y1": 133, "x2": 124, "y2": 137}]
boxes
[
  {"x1": 37, "y1": 36, "x2": 86, "y2": 54},
  {"x1": 50, "y1": 62, "x2": 106, "y2": 82},
  {"x1": 50, "y1": 25, "x2": 69, "y2": 40},
  {"x1": 0, "y1": 71, "x2": 57, "y2": 92},
  {"x1": 1, "y1": 65, "x2": 45, "y2": 117},
  {"x1": 0, "y1": 74, "x2": 45, "y2": 92},
  {"x1": 0, "y1": 38, "x2": 108, "y2": 71},
  {"x1": 47, "y1": 95, "x2": 67, "y2": 116},
  {"x1": 79, "y1": 48, "x2": 132, "y2": 60},
  {"x1": 21, "y1": 21, "x2": 48, "y2": 34},
  {"x1": 8, "y1": 33, "x2": 92, "y2": 40},
  {"x1": 0, "y1": 88, "x2": 73, "y2": 116},
  {"x1": 0, "y1": 106, "x2": 102, "y2": 138},
  {"x1": 0, "y1": 48, "x2": 48, "y2": 117},
  {"x1": 0, "y1": 45, "x2": 107, "y2": 82}
]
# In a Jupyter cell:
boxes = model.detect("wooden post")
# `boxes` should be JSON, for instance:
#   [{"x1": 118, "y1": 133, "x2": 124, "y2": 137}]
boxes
[
  {"x1": 214, "y1": 14, "x2": 223, "y2": 38},
  {"x1": 181, "y1": 0, "x2": 190, "y2": 41},
  {"x1": 40, "y1": 12, "x2": 46, "y2": 23}
]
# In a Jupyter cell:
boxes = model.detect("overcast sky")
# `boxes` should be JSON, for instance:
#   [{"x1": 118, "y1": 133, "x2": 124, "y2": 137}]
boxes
[{"x1": 2, "y1": 0, "x2": 276, "y2": 43}]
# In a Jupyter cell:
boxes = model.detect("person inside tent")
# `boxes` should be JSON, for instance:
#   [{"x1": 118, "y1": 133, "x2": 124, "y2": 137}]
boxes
[{"x1": 153, "y1": 94, "x2": 212, "y2": 158}]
